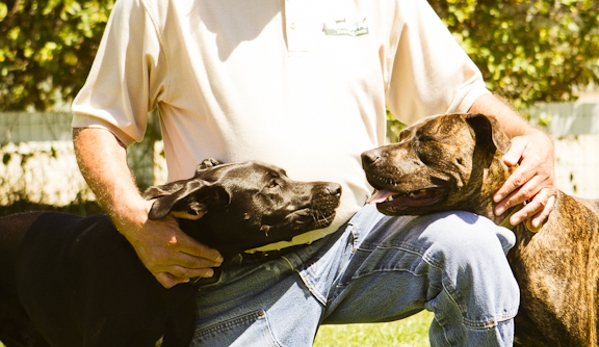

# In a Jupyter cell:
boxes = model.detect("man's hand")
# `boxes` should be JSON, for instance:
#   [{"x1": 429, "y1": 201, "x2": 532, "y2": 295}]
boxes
[
  {"x1": 115, "y1": 199, "x2": 223, "y2": 289},
  {"x1": 493, "y1": 129, "x2": 557, "y2": 229},
  {"x1": 73, "y1": 127, "x2": 222, "y2": 289},
  {"x1": 469, "y1": 94, "x2": 557, "y2": 230}
]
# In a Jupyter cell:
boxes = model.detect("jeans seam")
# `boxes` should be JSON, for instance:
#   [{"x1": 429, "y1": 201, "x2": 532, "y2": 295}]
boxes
[
  {"x1": 300, "y1": 270, "x2": 328, "y2": 306},
  {"x1": 262, "y1": 310, "x2": 284, "y2": 347},
  {"x1": 343, "y1": 244, "x2": 442, "y2": 291},
  {"x1": 193, "y1": 310, "x2": 266, "y2": 340},
  {"x1": 462, "y1": 307, "x2": 519, "y2": 329}
]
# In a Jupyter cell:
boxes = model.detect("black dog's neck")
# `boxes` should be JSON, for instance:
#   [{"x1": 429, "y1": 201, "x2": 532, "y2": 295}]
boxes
[{"x1": 177, "y1": 218, "x2": 244, "y2": 262}]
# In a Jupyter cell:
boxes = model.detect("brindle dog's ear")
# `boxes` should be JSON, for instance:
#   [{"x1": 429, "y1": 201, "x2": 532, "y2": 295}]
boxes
[
  {"x1": 144, "y1": 180, "x2": 229, "y2": 220},
  {"x1": 465, "y1": 113, "x2": 511, "y2": 154}
]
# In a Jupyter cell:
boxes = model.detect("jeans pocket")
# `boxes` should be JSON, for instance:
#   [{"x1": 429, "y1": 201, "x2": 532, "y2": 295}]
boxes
[{"x1": 191, "y1": 310, "x2": 281, "y2": 347}]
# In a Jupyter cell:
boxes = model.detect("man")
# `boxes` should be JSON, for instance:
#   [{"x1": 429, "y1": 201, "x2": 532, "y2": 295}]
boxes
[{"x1": 72, "y1": 0, "x2": 556, "y2": 345}]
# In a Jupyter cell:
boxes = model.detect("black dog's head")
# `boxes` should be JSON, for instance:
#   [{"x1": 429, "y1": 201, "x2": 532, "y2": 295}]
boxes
[
  {"x1": 143, "y1": 159, "x2": 341, "y2": 258},
  {"x1": 361, "y1": 113, "x2": 512, "y2": 219}
]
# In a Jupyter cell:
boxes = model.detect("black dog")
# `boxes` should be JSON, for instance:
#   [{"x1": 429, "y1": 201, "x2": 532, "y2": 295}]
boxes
[{"x1": 0, "y1": 159, "x2": 341, "y2": 347}]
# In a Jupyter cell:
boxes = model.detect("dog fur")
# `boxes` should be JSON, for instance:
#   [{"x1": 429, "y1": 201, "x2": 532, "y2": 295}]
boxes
[
  {"x1": 0, "y1": 159, "x2": 341, "y2": 347},
  {"x1": 361, "y1": 113, "x2": 599, "y2": 346}
]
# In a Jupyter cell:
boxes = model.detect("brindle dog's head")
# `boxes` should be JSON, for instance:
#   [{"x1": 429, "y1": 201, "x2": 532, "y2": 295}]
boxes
[
  {"x1": 362, "y1": 113, "x2": 512, "y2": 220},
  {"x1": 143, "y1": 159, "x2": 341, "y2": 259}
]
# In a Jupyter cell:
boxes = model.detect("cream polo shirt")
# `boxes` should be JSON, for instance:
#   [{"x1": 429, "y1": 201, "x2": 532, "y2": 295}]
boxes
[{"x1": 72, "y1": 0, "x2": 490, "y2": 251}]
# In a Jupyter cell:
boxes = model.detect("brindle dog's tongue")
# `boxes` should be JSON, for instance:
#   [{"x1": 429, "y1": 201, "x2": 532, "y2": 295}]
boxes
[{"x1": 367, "y1": 190, "x2": 394, "y2": 204}]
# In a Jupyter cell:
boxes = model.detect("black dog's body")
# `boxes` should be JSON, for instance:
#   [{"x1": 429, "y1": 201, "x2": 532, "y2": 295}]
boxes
[
  {"x1": 17, "y1": 213, "x2": 193, "y2": 347},
  {"x1": 362, "y1": 113, "x2": 599, "y2": 346},
  {"x1": 0, "y1": 212, "x2": 50, "y2": 347},
  {"x1": 0, "y1": 159, "x2": 341, "y2": 347}
]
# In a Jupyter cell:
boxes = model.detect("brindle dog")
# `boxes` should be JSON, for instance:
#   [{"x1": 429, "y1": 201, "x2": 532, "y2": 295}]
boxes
[{"x1": 361, "y1": 113, "x2": 599, "y2": 347}]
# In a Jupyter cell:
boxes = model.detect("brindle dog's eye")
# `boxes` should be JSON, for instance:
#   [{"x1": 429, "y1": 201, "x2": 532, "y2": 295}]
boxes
[{"x1": 267, "y1": 180, "x2": 279, "y2": 189}]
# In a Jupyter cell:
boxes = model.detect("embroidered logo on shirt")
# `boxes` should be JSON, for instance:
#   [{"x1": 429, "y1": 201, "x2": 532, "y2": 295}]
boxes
[{"x1": 323, "y1": 18, "x2": 369, "y2": 37}]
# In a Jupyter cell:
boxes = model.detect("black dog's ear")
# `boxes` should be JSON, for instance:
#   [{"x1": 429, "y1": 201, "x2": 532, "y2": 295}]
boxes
[
  {"x1": 196, "y1": 158, "x2": 224, "y2": 173},
  {"x1": 143, "y1": 180, "x2": 187, "y2": 201},
  {"x1": 144, "y1": 180, "x2": 230, "y2": 220},
  {"x1": 465, "y1": 114, "x2": 511, "y2": 154}
]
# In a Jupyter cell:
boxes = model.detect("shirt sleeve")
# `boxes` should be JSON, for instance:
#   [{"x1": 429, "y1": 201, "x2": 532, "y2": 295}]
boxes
[
  {"x1": 386, "y1": 0, "x2": 490, "y2": 125},
  {"x1": 71, "y1": 0, "x2": 166, "y2": 147}
]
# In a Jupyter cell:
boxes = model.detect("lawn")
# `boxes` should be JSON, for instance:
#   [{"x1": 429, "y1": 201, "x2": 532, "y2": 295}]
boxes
[
  {"x1": 313, "y1": 310, "x2": 433, "y2": 347},
  {"x1": 0, "y1": 311, "x2": 432, "y2": 347}
]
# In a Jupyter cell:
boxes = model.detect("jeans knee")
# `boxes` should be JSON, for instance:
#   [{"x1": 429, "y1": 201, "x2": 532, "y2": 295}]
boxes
[
  {"x1": 419, "y1": 212, "x2": 519, "y2": 332},
  {"x1": 417, "y1": 211, "x2": 515, "y2": 263},
  {"x1": 417, "y1": 212, "x2": 515, "y2": 274}
]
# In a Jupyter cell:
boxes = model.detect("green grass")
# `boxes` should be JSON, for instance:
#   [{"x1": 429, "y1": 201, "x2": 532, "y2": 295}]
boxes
[
  {"x1": 313, "y1": 311, "x2": 433, "y2": 347},
  {"x1": 0, "y1": 311, "x2": 432, "y2": 347}
]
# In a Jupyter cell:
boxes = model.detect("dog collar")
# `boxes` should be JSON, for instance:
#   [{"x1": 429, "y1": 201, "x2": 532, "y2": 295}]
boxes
[{"x1": 498, "y1": 203, "x2": 541, "y2": 233}]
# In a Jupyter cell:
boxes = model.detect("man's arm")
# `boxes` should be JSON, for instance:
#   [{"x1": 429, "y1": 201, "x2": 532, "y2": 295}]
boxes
[
  {"x1": 469, "y1": 94, "x2": 557, "y2": 229},
  {"x1": 73, "y1": 127, "x2": 223, "y2": 288}
]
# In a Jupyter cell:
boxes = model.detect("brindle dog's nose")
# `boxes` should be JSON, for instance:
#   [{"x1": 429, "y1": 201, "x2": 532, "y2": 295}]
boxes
[{"x1": 361, "y1": 149, "x2": 382, "y2": 167}]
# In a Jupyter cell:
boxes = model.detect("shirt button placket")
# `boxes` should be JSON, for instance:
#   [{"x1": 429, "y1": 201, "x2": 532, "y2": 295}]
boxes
[{"x1": 285, "y1": 0, "x2": 307, "y2": 55}]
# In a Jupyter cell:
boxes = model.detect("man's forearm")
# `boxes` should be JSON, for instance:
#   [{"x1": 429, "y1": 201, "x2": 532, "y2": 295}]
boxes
[
  {"x1": 468, "y1": 93, "x2": 539, "y2": 139},
  {"x1": 73, "y1": 127, "x2": 148, "y2": 230}
]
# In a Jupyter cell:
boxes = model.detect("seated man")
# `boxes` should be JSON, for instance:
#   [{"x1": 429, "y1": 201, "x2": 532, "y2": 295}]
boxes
[{"x1": 72, "y1": 0, "x2": 556, "y2": 345}]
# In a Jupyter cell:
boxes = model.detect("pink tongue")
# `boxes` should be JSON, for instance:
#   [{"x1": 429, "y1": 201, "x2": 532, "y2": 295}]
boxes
[{"x1": 366, "y1": 190, "x2": 394, "y2": 204}]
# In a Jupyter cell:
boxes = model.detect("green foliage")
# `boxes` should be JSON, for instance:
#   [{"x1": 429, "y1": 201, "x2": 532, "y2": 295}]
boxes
[
  {"x1": 387, "y1": 108, "x2": 406, "y2": 143},
  {"x1": 429, "y1": 0, "x2": 599, "y2": 109},
  {"x1": 1, "y1": 0, "x2": 599, "y2": 110},
  {"x1": 0, "y1": 0, "x2": 114, "y2": 111}
]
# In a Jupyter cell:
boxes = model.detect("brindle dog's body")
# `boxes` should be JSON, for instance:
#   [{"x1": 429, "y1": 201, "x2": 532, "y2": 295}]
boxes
[{"x1": 361, "y1": 113, "x2": 599, "y2": 346}]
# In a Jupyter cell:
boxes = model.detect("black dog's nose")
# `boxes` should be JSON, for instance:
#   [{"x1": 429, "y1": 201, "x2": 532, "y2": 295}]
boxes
[
  {"x1": 327, "y1": 183, "x2": 342, "y2": 198},
  {"x1": 361, "y1": 149, "x2": 381, "y2": 167}
]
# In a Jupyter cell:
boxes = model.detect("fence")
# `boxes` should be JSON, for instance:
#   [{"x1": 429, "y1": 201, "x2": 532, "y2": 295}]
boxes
[
  {"x1": 0, "y1": 105, "x2": 598, "y2": 209},
  {"x1": 528, "y1": 102, "x2": 599, "y2": 198},
  {"x1": 0, "y1": 111, "x2": 163, "y2": 208}
]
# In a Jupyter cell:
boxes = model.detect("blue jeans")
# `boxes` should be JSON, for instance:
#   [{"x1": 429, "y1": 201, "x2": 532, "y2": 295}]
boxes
[{"x1": 190, "y1": 205, "x2": 519, "y2": 346}]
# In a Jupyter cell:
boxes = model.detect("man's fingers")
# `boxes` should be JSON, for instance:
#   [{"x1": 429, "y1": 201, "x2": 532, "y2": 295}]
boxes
[
  {"x1": 528, "y1": 194, "x2": 556, "y2": 230},
  {"x1": 500, "y1": 188, "x2": 555, "y2": 231},
  {"x1": 165, "y1": 230, "x2": 224, "y2": 265},
  {"x1": 494, "y1": 156, "x2": 542, "y2": 205},
  {"x1": 157, "y1": 249, "x2": 222, "y2": 272},
  {"x1": 153, "y1": 262, "x2": 217, "y2": 289},
  {"x1": 494, "y1": 170, "x2": 539, "y2": 215},
  {"x1": 493, "y1": 132, "x2": 556, "y2": 228},
  {"x1": 155, "y1": 272, "x2": 191, "y2": 289}
]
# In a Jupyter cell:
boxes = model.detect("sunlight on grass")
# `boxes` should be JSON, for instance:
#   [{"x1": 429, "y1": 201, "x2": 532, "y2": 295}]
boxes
[{"x1": 314, "y1": 310, "x2": 433, "y2": 347}]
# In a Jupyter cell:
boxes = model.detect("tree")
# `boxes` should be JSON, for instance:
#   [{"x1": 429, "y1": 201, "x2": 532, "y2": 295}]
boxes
[
  {"x1": 1, "y1": 0, "x2": 598, "y2": 111},
  {"x1": 429, "y1": 0, "x2": 599, "y2": 108},
  {"x1": 0, "y1": 0, "x2": 114, "y2": 111}
]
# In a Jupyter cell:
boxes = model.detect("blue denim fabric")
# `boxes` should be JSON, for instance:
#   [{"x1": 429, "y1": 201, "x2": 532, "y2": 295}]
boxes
[{"x1": 190, "y1": 204, "x2": 519, "y2": 347}]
